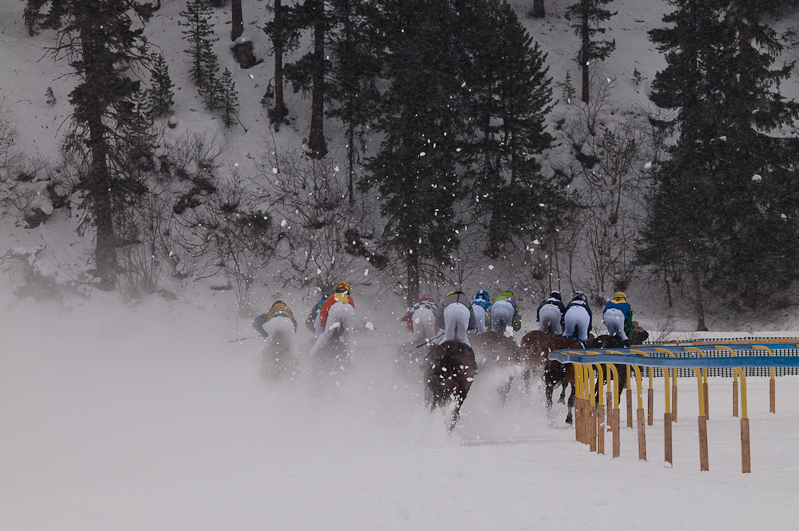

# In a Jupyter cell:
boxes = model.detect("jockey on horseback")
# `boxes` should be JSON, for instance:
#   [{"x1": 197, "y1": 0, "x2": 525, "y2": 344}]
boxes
[
  {"x1": 253, "y1": 300, "x2": 298, "y2": 338},
  {"x1": 436, "y1": 290, "x2": 477, "y2": 347},
  {"x1": 563, "y1": 291, "x2": 592, "y2": 346},
  {"x1": 310, "y1": 282, "x2": 356, "y2": 359},
  {"x1": 486, "y1": 291, "x2": 522, "y2": 335},
  {"x1": 603, "y1": 291, "x2": 633, "y2": 347},
  {"x1": 305, "y1": 292, "x2": 329, "y2": 335},
  {"x1": 536, "y1": 290, "x2": 566, "y2": 335},
  {"x1": 470, "y1": 289, "x2": 490, "y2": 334},
  {"x1": 407, "y1": 294, "x2": 439, "y2": 343}
]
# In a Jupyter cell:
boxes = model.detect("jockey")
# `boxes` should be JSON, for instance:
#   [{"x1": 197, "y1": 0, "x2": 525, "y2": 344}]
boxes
[
  {"x1": 470, "y1": 289, "x2": 490, "y2": 334},
  {"x1": 253, "y1": 300, "x2": 298, "y2": 352},
  {"x1": 603, "y1": 291, "x2": 633, "y2": 347},
  {"x1": 305, "y1": 292, "x2": 329, "y2": 335},
  {"x1": 407, "y1": 294, "x2": 439, "y2": 343},
  {"x1": 253, "y1": 300, "x2": 298, "y2": 338},
  {"x1": 310, "y1": 282, "x2": 356, "y2": 359},
  {"x1": 486, "y1": 290, "x2": 522, "y2": 335},
  {"x1": 563, "y1": 291, "x2": 592, "y2": 346},
  {"x1": 536, "y1": 290, "x2": 566, "y2": 335},
  {"x1": 436, "y1": 290, "x2": 477, "y2": 347}
]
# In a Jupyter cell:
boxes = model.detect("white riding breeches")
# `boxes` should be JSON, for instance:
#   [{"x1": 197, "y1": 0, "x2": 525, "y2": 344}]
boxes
[
  {"x1": 489, "y1": 300, "x2": 515, "y2": 334},
  {"x1": 564, "y1": 306, "x2": 590, "y2": 343},
  {"x1": 442, "y1": 303, "x2": 471, "y2": 347},
  {"x1": 538, "y1": 305, "x2": 563, "y2": 335},
  {"x1": 603, "y1": 308, "x2": 628, "y2": 342},
  {"x1": 412, "y1": 306, "x2": 438, "y2": 343},
  {"x1": 310, "y1": 302, "x2": 356, "y2": 359},
  {"x1": 470, "y1": 305, "x2": 487, "y2": 335}
]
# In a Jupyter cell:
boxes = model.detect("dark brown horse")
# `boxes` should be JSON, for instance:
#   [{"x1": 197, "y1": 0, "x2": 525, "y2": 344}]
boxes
[
  {"x1": 519, "y1": 331, "x2": 584, "y2": 424},
  {"x1": 587, "y1": 334, "x2": 628, "y2": 404},
  {"x1": 471, "y1": 331, "x2": 521, "y2": 368},
  {"x1": 424, "y1": 340, "x2": 477, "y2": 431}
]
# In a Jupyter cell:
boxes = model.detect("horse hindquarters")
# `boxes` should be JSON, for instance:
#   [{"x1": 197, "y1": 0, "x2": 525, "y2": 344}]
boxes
[{"x1": 424, "y1": 342, "x2": 476, "y2": 424}]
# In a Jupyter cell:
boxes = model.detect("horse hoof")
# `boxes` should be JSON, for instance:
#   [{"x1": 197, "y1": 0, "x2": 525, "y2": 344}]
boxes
[
  {"x1": 557, "y1": 398, "x2": 565, "y2": 405},
  {"x1": 565, "y1": 415, "x2": 573, "y2": 424}
]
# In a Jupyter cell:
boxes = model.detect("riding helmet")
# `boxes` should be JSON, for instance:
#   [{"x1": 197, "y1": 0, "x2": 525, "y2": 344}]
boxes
[
  {"x1": 572, "y1": 291, "x2": 586, "y2": 302},
  {"x1": 475, "y1": 289, "x2": 489, "y2": 301},
  {"x1": 420, "y1": 294, "x2": 434, "y2": 303},
  {"x1": 549, "y1": 290, "x2": 561, "y2": 301},
  {"x1": 335, "y1": 281, "x2": 351, "y2": 294},
  {"x1": 613, "y1": 291, "x2": 627, "y2": 301}
]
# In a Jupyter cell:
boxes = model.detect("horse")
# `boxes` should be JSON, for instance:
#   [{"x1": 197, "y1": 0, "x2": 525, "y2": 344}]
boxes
[
  {"x1": 471, "y1": 330, "x2": 524, "y2": 401},
  {"x1": 260, "y1": 330, "x2": 300, "y2": 380},
  {"x1": 586, "y1": 334, "x2": 628, "y2": 405},
  {"x1": 310, "y1": 330, "x2": 352, "y2": 375},
  {"x1": 519, "y1": 331, "x2": 584, "y2": 424},
  {"x1": 423, "y1": 340, "x2": 477, "y2": 431}
]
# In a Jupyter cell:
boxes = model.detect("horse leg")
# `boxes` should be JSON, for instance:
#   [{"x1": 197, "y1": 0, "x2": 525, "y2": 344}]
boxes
[
  {"x1": 558, "y1": 384, "x2": 567, "y2": 404},
  {"x1": 545, "y1": 381, "x2": 554, "y2": 411},
  {"x1": 565, "y1": 383, "x2": 575, "y2": 424},
  {"x1": 497, "y1": 375, "x2": 513, "y2": 405}
]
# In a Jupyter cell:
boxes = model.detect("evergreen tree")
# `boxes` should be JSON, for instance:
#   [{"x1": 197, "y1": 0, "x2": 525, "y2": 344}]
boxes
[
  {"x1": 324, "y1": 0, "x2": 381, "y2": 205},
  {"x1": 218, "y1": 68, "x2": 239, "y2": 128},
  {"x1": 263, "y1": 0, "x2": 301, "y2": 129},
  {"x1": 24, "y1": 0, "x2": 155, "y2": 290},
  {"x1": 640, "y1": 0, "x2": 799, "y2": 316},
  {"x1": 460, "y1": 0, "x2": 565, "y2": 258},
  {"x1": 199, "y1": 43, "x2": 221, "y2": 109},
  {"x1": 147, "y1": 52, "x2": 174, "y2": 118},
  {"x1": 283, "y1": 0, "x2": 328, "y2": 157},
  {"x1": 363, "y1": 0, "x2": 466, "y2": 304},
  {"x1": 565, "y1": 0, "x2": 616, "y2": 103},
  {"x1": 179, "y1": 0, "x2": 217, "y2": 92}
]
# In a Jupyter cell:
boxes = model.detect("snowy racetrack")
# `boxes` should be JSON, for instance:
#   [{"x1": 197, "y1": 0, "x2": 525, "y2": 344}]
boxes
[{"x1": 2, "y1": 296, "x2": 799, "y2": 530}]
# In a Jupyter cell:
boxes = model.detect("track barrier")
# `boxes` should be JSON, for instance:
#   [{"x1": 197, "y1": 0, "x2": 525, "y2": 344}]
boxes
[{"x1": 549, "y1": 339, "x2": 799, "y2": 474}]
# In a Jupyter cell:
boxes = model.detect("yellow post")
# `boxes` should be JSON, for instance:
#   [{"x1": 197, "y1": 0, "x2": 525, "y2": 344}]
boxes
[
  {"x1": 734, "y1": 367, "x2": 751, "y2": 473},
  {"x1": 692, "y1": 368, "x2": 709, "y2": 471},
  {"x1": 631, "y1": 349, "x2": 654, "y2": 426},
  {"x1": 632, "y1": 365, "x2": 646, "y2": 461},
  {"x1": 753, "y1": 345, "x2": 776, "y2": 414},
  {"x1": 685, "y1": 347, "x2": 709, "y2": 420},
  {"x1": 663, "y1": 361, "x2": 673, "y2": 466},
  {"x1": 656, "y1": 348, "x2": 678, "y2": 422},
  {"x1": 574, "y1": 361, "x2": 584, "y2": 443},
  {"x1": 606, "y1": 363, "x2": 621, "y2": 458},
  {"x1": 716, "y1": 346, "x2": 738, "y2": 417}
]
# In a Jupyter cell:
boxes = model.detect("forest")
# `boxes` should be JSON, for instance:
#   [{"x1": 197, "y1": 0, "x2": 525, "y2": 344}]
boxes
[{"x1": 2, "y1": 0, "x2": 799, "y2": 330}]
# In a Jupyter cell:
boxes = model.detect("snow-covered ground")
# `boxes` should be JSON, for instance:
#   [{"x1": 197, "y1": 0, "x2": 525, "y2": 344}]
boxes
[{"x1": 2, "y1": 292, "x2": 799, "y2": 530}]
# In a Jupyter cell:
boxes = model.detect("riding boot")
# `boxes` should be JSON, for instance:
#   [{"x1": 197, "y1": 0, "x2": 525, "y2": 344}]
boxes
[{"x1": 622, "y1": 340, "x2": 631, "y2": 348}]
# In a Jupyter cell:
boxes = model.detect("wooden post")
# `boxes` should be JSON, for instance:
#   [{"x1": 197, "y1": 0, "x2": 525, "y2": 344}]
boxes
[
  {"x1": 648, "y1": 388, "x2": 654, "y2": 426},
  {"x1": 664, "y1": 412, "x2": 673, "y2": 465},
  {"x1": 606, "y1": 390, "x2": 612, "y2": 432},
  {"x1": 626, "y1": 388, "x2": 633, "y2": 429},
  {"x1": 637, "y1": 408, "x2": 647, "y2": 461},
  {"x1": 612, "y1": 408, "x2": 620, "y2": 458},
  {"x1": 698, "y1": 415, "x2": 709, "y2": 471},
  {"x1": 597, "y1": 404, "x2": 605, "y2": 455},
  {"x1": 703, "y1": 382, "x2": 710, "y2": 420},
  {"x1": 741, "y1": 417, "x2": 751, "y2": 473},
  {"x1": 575, "y1": 397, "x2": 581, "y2": 443},
  {"x1": 672, "y1": 383, "x2": 678, "y2": 422},
  {"x1": 589, "y1": 403, "x2": 597, "y2": 452},
  {"x1": 733, "y1": 380, "x2": 739, "y2": 418},
  {"x1": 770, "y1": 378, "x2": 776, "y2": 414}
]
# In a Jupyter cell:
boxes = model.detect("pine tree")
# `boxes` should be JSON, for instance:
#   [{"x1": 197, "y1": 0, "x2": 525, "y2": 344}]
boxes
[
  {"x1": 199, "y1": 43, "x2": 221, "y2": 109},
  {"x1": 217, "y1": 68, "x2": 239, "y2": 128},
  {"x1": 363, "y1": 0, "x2": 466, "y2": 304},
  {"x1": 263, "y1": 0, "x2": 301, "y2": 129},
  {"x1": 179, "y1": 0, "x2": 217, "y2": 90},
  {"x1": 565, "y1": 0, "x2": 616, "y2": 103},
  {"x1": 24, "y1": 0, "x2": 155, "y2": 290},
  {"x1": 640, "y1": 0, "x2": 799, "y2": 316},
  {"x1": 147, "y1": 52, "x2": 174, "y2": 118},
  {"x1": 460, "y1": 0, "x2": 565, "y2": 258}
]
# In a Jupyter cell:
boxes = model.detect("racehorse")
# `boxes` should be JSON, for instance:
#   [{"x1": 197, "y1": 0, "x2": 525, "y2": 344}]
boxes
[
  {"x1": 519, "y1": 331, "x2": 583, "y2": 424},
  {"x1": 260, "y1": 330, "x2": 300, "y2": 380},
  {"x1": 310, "y1": 330, "x2": 352, "y2": 375},
  {"x1": 424, "y1": 340, "x2": 477, "y2": 431},
  {"x1": 587, "y1": 334, "x2": 628, "y2": 404},
  {"x1": 471, "y1": 330, "x2": 523, "y2": 402}
]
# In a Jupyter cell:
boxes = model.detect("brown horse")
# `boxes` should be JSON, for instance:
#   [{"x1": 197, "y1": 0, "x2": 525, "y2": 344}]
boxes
[
  {"x1": 519, "y1": 331, "x2": 583, "y2": 424},
  {"x1": 260, "y1": 330, "x2": 300, "y2": 380},
  {"x1": 587, "y1": 334, "x2": 628, "y2": 404},
  {"x1": 424, "y1": 340, "x2": 477, "y2": 431},
  {"x1": 471, "y1": 331, "x2": 521, "y2": 367}
]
